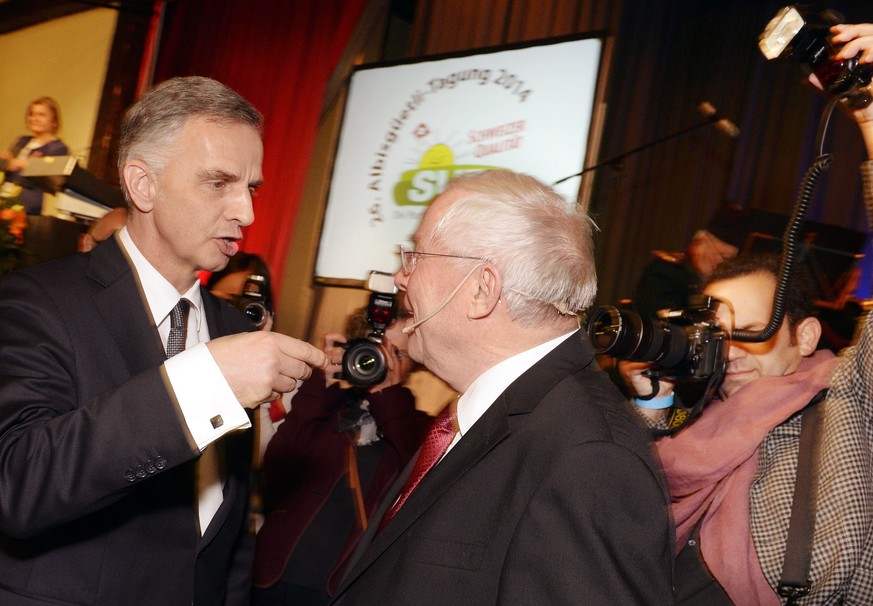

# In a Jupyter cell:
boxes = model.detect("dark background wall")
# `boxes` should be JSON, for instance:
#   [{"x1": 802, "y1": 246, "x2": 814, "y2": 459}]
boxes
[
  {"x1": 587, "y1": 0, "x2": 873, "y2": 308},
  {"x1": 5, "y1": 0, "x2": 873, "y2": 332}
]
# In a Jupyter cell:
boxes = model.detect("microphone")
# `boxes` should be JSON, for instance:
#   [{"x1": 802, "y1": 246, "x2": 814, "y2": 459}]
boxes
[
  {"x1": 401, "y1": 263, "x2": 484, "y2": 335},
  {"x1": 698, "y1": 101, "x2": 740, "y2": 138}
]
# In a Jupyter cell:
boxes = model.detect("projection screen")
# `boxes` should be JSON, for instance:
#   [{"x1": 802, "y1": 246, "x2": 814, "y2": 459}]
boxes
[{"x1": 315, "y1": 33, "x2": 608, "y2": 284}]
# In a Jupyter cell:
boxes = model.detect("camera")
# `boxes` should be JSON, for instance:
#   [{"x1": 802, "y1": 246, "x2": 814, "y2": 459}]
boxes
[
  {"x1": 234, "y1": 274, "x2": 271, "y2": 329},
  {"x1": 759, "y1": 5, "x2": 872, "y2": 107},
  {"x1": 586, "y1": 295, "x2": 728, "y2": 380},
  {"x1": 339, "y1": 271, "x2": 398, "y2": 387}
]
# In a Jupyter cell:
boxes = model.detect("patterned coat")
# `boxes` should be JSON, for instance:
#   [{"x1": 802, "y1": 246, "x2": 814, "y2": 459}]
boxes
[
  {"x1": 751, "y1": 321, "x2": 873, "y2": 604},
  {"x1": 753, "y1": 160, "x2": 873, "y2": 604}
]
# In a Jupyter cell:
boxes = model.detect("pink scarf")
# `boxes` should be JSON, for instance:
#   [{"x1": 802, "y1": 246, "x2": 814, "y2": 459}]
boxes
[{"x1": 657, "y1": 350, "x2": 838, "y2": 605}]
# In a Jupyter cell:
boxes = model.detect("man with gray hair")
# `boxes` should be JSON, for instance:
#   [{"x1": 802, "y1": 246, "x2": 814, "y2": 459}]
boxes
[
  {"x1": 0, "y1": 77, "x2": 326, "y2": 605},
  {"x1": 330, "y1": 170, "x2": 674, "y2": 605}
]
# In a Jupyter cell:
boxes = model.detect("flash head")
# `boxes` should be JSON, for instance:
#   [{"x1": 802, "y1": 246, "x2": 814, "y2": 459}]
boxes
[
  {"x1": 759, "y1": 5, "x2": 872, "y2": 105},
  {"x1": 336, "y1": 270, "x2": 399, "y2": 387}
]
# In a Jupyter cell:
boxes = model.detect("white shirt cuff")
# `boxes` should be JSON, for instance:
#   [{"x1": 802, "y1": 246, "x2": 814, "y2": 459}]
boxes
[{"x1": 164, "y1": 342, "x2": 252, "y2": 450}]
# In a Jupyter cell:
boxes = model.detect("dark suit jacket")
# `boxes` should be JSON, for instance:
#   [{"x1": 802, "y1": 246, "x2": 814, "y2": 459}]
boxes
[
  {"x1": 0, "y1": 236, "x2": 254, "y2": 605},
  {"x1": 330, "y1": 332, "x2": 675, "y2": 605}
]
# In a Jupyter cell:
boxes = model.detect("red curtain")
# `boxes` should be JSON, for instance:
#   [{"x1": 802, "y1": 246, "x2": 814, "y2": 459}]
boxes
[{"x1": 153, "y1": 0, "x2": 367, "y2": 296}]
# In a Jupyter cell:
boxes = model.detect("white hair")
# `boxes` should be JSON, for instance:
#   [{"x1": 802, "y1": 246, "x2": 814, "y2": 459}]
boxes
[{"x1": 430, "y1": 170, "x2": 597, "y2": 326}]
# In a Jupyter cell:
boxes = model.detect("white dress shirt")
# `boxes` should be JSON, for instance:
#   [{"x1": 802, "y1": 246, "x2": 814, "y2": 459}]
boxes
[
  {"x1": 446, "y1": 329, "x2": 579, "y2": 456},
  {"x1": 118, "y1": 227, "x2": 251, "y2": 532}
]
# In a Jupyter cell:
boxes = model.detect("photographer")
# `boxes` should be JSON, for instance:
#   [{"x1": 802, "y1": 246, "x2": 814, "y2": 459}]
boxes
[
  {"x1": 632, "y1": 203, "x2": 749, "y2": 320},
  {"x1": 207, "y1": 251, "x2": 275, "y2": 331},
  {"x1": 624, "y1": 254, "x2": 837, "y2": 604},
  {"x1": 622, "y1": 22, "x2": 873, "y2": 604},
  {"x1": 251, "y1": 305, "x2": 433, "y2": 605}
]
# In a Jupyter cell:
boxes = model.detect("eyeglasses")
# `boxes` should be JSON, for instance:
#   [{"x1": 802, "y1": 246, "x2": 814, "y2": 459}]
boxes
[{"x1": 398, "y1": 245, "x2": 489, "y2": 274}]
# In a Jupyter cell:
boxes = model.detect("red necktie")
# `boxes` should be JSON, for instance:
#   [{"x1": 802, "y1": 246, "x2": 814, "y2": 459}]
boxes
[{"x1": 379, "y1": 406, "x2": 457, "y2": 529}]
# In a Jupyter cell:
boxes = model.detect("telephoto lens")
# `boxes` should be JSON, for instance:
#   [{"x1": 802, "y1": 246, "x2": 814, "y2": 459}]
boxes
[
  {"x1": 587, "y1": 302, "x2": 727, "y2": 380},
  {"x1": 587, "y1": 306, "x2": 688, "y2": 368}
]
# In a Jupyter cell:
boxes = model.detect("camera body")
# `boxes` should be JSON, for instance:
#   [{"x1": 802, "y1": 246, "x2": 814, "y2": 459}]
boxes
[
  {"x1": 587, "y1": 295, "x2": 728, "y2": 380},
  {"x1": 339, "y1": 271, "x2": 398, "y2": 387},
  {"x1": 233, "y1": 274, "x2": 271, "y2": 329},
  {"x1": 759, "y1": 5, "x2": 872, "y2": 106}
]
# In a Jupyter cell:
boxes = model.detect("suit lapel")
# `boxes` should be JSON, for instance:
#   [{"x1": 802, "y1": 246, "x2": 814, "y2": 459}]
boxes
[
  {"x1": 196, "y1": 288, "x2": 254, "y2": 548},
  {"x1": 201, "y1": 288, "x2": 229, "y2": 340},
  {"x1": 88, "y1": 239, "x2": 249, "y2": 375},
  {"x1": 198, "y1": 430, "x2": 251, "y2": 546},
  {"x1": 338, "y1": 454, "x2": 413, "y2": 581},
  {"x1": 89, "y1": 236, "x2": 165, "y2": 376},
  {"x1": 335, "y1": 400, "x2": 511, "y2": 594}
]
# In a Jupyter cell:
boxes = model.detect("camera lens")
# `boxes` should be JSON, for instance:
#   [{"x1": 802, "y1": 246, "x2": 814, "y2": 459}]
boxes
[
  {"x1": 241, "y1": 302, "x2": 268, "y2": 329},
  {"x1": 587, "y1": 306, "x2": 688, "y2": 368},
  {"x1": 341, "y1": 338, "x2": 387, "y2": 387}
]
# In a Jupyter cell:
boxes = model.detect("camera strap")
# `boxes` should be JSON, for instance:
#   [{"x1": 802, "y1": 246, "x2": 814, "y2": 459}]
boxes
[
  {"x1": 777, "y1": 388, "x2": 827, "y2": 605},
  {"x1": 655, "y1": 369, "x2": 725, "y2": 437},
  {"x1": 346, "y1": 441, "x2": 368, "y2": 531}
]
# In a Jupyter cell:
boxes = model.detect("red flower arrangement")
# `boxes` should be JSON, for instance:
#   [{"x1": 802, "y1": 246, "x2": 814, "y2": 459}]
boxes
[{"x1": 0, "y1": 191, "x2": 28, "y2": 275}]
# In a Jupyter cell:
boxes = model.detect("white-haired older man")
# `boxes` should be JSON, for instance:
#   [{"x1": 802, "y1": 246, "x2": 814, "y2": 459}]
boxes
[{"x1": 330, "y1": 170, "x2": 674, "y2": 605}]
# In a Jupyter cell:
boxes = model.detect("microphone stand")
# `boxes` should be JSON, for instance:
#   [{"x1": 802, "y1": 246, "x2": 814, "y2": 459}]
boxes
[{"x1": 554, "y1": 118, "x2": 719, "y2": 185}]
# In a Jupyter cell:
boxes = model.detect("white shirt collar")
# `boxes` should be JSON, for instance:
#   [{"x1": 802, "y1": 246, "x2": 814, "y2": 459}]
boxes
[
  {"x1": 455, "y1": 330, "x2": 578, "y2": 438},
  {"x1": 117, "y1": 226, "x2": 204, "y2": 330}
]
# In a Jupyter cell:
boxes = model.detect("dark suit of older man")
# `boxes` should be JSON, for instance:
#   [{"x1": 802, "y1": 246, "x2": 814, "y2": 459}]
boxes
[
  {"x1": 328, "y1": 170, "x2": 673, "y2": 605},
  {"x1": 331, "y1": 333, "x2": 673, "y2": 605}
]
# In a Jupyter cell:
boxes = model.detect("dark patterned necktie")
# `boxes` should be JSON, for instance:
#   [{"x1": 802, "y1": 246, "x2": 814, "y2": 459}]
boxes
[
  {"x1": 379, "y1": 406, "x2": 457, "y2": 529},
  {"x1": 165, "y1": 299, "x2": 190, "y2": 358}
]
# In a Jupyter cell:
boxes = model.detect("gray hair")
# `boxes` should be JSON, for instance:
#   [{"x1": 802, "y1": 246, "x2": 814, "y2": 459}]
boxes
[
  {"x1": 117, "y1": 76, "x2": 263, "y2": 201},
  {"x1": 430, "y1": 170, "x2": 597, "y2": 326}
]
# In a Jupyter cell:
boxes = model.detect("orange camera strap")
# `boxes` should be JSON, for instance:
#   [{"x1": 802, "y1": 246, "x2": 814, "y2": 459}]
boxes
[{"x1": 347, "y1": 441, "x2": 368, "y2": 531}]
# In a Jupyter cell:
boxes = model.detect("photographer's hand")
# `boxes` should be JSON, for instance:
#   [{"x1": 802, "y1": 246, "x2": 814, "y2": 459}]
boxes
[
  {"x1": 367, "y1": 334, "x2": 408, "y2": 394},
  {"x1": 812, "y1": 23, "x2": 873, "y2": 157},
  {"x1": 619, "y1": 360, "x2": 675, "y2": 422},
  {"x1": 831, "y1": 23, "x2": 873, "y2": 68},
  {"x1": 323, "y1": 333, "x2": 347, "y2": 386}
]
